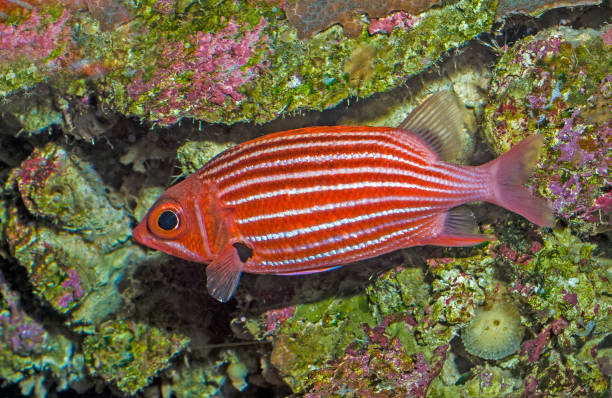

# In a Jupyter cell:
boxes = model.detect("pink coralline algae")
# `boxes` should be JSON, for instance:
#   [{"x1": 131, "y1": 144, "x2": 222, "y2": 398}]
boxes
[
  {"x1": 58, "y1": 268, "x2": 84, "y2": 308},
  {"x1": 11, "y1": 146, "x2": 61, "y2": 213},
  {"x1": 0, "y1": 0, "x2": 130, "y2": 29},
  {"x1": 548, "y1": 110, "x2": 611, "y2": 217},
  {"x1": 284, "y1": 0, "x2": 441, "y2": 38},
  {"x1": 582, "y1": 192, "x2": 612, "y2": 223},
  {"x1": 602, "y1": 25, "x2": 612, "y2": 46},
  {"x1": 520, "y1": 318, "x2": 568, "y2": 363},
  {"x1": 485, "y1": 27, "x2": 611, "y2": 231},
  {"x1": 127, "y1": 17, "x2": 270, "y2": 125},
  {"x1": 367, "y1": 11, "x2": 420, "y2": 35},
  {"x1": 0, "y1": 270, "x2": 46, "y2": 354},
  {"x1": 0, "y1": 9, "x2": 72, "y2": 65},
  {"x1": 562, "y1": 290, "x2": 579, "y2": 309},
  {"x1": 512, "y1": 35, "x2": 562, "y2": 68},
  {"x1": 263, "y1": 306, "x2": 296, "y2": 335}
]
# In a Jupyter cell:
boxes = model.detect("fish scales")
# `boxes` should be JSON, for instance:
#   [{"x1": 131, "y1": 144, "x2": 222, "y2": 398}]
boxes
[
  {"x1": 132, "y1": 91, "x2": 554, "y2": 302},
  {"x1": 198, "y1": 126, "x2": 490, "y2": 272}
]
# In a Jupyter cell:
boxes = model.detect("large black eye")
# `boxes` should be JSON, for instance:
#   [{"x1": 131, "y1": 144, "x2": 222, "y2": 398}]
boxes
[{"x1": 158, "y1": 210, "x2": 179, "y2": 231}]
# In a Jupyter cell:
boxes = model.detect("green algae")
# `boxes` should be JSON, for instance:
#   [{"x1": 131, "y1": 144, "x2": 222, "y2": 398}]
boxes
[
  {"x1": 0, "y1": 196, "x2": 7, "y2": 247},
  {"x1": 523, "y1": 348, "x2": 607, "y2": 397},
  {"x1": 430, "y1": 364, "x2": 521, "y2": 397},
  {"x1": 133, "y1": 186, "x2": 165, "y2": 224},
  {"x1": 519, "y1": 229, "x2": 606, "y2": 345},
  {"x1": 83, "y1": 319, "x2": 189, "y2": 394},
  {"x1": 7, "y1": 143, "x2": 131, "y2": 250},
  {"x1": 270, "y1": 290, "x2": 378, "y2": 392},
  {"x1": 0, "y1": 5, "x2": 609, "y2": 398},
  {"x1": 1, "y1": 92, "x2": 63, "y2": 134},
  {"x1": 367, "y1": 266, "x2": 429, "y2": 319},
  {"x1": 225, "y1": 0, "x2": 496, "y2": 125},
  {"x1": 176, "y1": 140, "x2": 236, "y2": 176},
  {"x1": 5, "y1": 206, "x2": 141, "y2": 324},
  {"x1": 0, "y1": 333, "x2": 84, "y2": 398}
]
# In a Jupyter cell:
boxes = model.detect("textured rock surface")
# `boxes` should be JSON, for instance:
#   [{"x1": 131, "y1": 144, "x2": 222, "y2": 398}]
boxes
[{"x1": 0, "y1": 2, "x2": 610, "y2": 397}]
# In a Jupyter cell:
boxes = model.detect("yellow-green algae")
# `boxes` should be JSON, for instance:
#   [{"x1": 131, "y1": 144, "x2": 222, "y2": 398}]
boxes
[
  {"x1": 430, "y1": 364, "x2": 521, "y2": 397},
  {"x1": 258, "y1": 218, "x2": 609, "y2": 395},
  {"x1": 176, "y1": 139, "x2": 236, "y2": 176},
  {"x1": 270, "y1": 289, "x2": 378, "y2": 393},
  {"x1": 159, "y1": 359, "x2": 227, "y2": 398},
  {"x1": 109, "y1": 0, "x2": 497, "y2": 126},
  {"x1": 518, "y1": 228, "x2": 608, "y2": 347},
  {"x1": 83, "y1": 320, "x2": 189, "y2": 394}
]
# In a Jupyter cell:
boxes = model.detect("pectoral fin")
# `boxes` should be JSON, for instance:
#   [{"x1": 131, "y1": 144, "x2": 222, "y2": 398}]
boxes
[{"x1": 206, "y1": 244, "x2": 245, "y2": 302}]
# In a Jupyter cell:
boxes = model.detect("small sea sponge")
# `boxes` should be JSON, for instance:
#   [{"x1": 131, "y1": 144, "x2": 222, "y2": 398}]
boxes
[{"x1": 461, "y1": 302, "x2": 525, "y2": 360}]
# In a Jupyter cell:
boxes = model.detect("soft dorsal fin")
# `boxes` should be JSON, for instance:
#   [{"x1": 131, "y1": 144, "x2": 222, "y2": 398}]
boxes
[{"x1": 397, "y1": 91, "x2": 465, "y2": 162}]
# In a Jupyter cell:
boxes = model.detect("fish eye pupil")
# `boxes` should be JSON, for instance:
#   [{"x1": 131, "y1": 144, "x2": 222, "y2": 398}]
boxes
[{"x1": 158, "y1": 210, "x2": 178, "y2": 231}]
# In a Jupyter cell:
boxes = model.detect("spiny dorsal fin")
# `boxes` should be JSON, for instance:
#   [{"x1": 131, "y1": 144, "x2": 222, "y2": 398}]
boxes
[{"x1": 398, "y1": 91, "x2": 465, "y2": 162}]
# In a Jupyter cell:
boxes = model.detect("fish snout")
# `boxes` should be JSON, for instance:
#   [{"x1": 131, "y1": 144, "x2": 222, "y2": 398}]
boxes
[{"x1": 131, "y1": 220, "x2": 150, "y2": 246}]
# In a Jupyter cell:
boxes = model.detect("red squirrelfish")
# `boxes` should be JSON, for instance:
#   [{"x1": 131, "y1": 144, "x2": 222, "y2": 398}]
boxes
[{"x1": 132, "y1": 92, "x2": 554, "y2": 302}]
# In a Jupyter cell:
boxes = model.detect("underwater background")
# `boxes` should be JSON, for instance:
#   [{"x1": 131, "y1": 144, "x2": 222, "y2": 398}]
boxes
[{"x1": 0, "y1": 0, "x2": 611, "y2": 397}]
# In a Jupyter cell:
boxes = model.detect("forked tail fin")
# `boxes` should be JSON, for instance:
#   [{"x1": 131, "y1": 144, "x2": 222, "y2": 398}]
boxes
[{"x1": 482, "y1": 135, "x2": 554, "y2": 227}]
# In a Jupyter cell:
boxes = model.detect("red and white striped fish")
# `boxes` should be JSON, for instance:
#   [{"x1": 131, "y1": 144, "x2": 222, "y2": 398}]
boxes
[{"x1": 132, "y1": 92, "x2": 554, "y2": 302}]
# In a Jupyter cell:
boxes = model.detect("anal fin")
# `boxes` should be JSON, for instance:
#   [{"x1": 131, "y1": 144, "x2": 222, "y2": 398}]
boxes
[
  {"x1": 206, "y1": 245, "x2": 245, "y2": 302},
  {"x1": 425, "y1": 207, "x2": 496, "y2": 247}
]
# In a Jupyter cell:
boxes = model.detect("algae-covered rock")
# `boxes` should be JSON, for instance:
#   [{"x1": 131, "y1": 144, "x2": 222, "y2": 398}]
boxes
[
  {"x1": 176, "y1": 140, "x2": 236, "y2": 176},
  {"x1": 4, "y1": 143, "x2": 145, "y2": 324},
  {"x1": 112, "y1": 0, "x2": 497, "y2": 126},
  {"x1": 1, "y1": 0, "x2": 497, "y2": 132},
  {"x1": 7, "y1": 143, "x2": 131, "y2": 250},
  {"x1": 159, "y1": 359, "x2": 227, "y2": 398},
  {"x1": 516, "y1": 229, "x2": 607, "y2": 348},
  {"x1": 270, "y1": 291, "x2": 379, "y2": 392},
  {"x1": 430, "y1": 364, "x2": 522, "y2": 397},
  {"x1": 305, "y1": 318, "x2": 448, "y2": 397},
  {"x1": 521, "y1": 343, "x2": 607, "y2": 396},
  {"x1": 0, "y1": 269, "x2": 86, "y2": 397},
  {"x1": 83, "y1": 320, "x2": 189, "y2": 395},
  {"x1": 367, "y1": 266, "x2": 429, "y2": 318},
  {"x1": 483, "y1": 26, "x2": 612, "y2": 234}
]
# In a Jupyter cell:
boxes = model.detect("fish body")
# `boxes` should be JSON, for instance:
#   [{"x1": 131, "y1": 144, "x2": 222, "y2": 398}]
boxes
[{"x1": 133, "y1": 92, "x2": 553, "y2": 302}]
